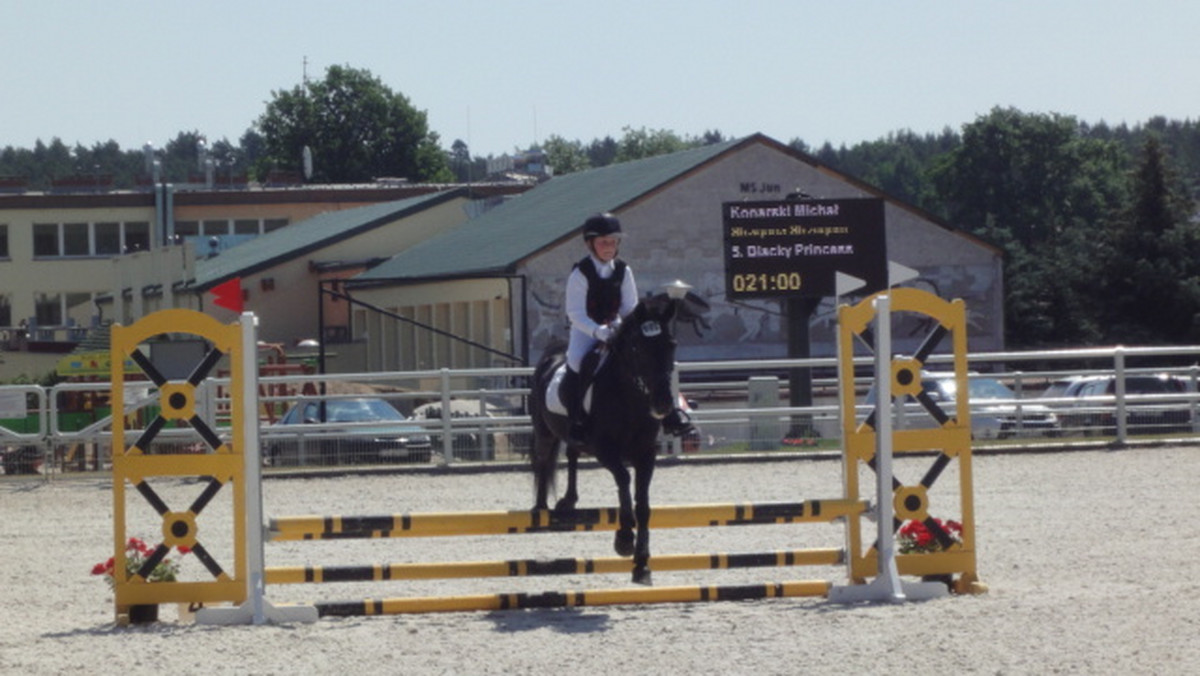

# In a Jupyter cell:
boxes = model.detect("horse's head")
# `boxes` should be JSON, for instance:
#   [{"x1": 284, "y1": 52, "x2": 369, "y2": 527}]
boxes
[{"x1": 614, "y1": 299, "x2": 679, "y2": 420}]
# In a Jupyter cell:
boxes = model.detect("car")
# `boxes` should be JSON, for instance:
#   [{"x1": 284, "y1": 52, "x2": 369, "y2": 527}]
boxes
[
  {"x1": 265, "y1": 397, "x2": 433, "y2": 466},
  {"x1": 1042, "y1": 374, "x2": 1192, "y2": 436},
  {"x1": 866, "y1": 372, "x2": 1060, "y2": 440},
  {"x1": 1, "y1": 445, "x2": 42, "y2": 475},
  {"x1": 409, "y1": 400, "x2": 494, "y2": 461}
]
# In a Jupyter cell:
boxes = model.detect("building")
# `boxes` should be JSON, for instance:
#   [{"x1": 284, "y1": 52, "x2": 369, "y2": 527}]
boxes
[
  {"x1": 2, "y1": 133, "x2": 1002, "y2": 380},
  {"x1": 0, "y1": 182, "x2": 523, "y2": 379},
  {"x1": 343, "y1": 134, "x2": 1003, "y2": 372}
]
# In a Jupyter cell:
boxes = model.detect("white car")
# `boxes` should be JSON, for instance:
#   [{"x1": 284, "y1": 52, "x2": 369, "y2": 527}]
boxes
[{"x1": 866, "y1": 373, "x2": 1060, "y2": 440}]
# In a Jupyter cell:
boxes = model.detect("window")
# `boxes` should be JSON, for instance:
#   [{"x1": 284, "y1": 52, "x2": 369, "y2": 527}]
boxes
[
  {"x1": 63, "y1": 222, "x2": 89, "y2": 256},
  {"x1": 0, "y1": 294, "x2": 10, "y2": 327},
  {"x1": 234, "y1": 219, "x2": 259, "y2": 235},
  {"x1": 125, "y1": 222, "x2": 150, "y2": 252},
  {"x1": 35, "y1": 292, "x2": 62, "y2": 326},
  {"x1": 95, "y1": 222, "x2": 121, "y2": 255},
  {"x1": 174, "y1": 221, "x2": 198, "y2": 239},
  {"x1": 30, "y1": 221, "x2": 152, "y2": 257},
  {"x1": 264, "y1": 218, "x2": 288, "y2": 232},
  {"x1": 0, "y1": 224, "x2": 8, "y2": 258},
  {"x1": 65, "y1": 292, "x2": 93, "y2": 326},
  {"x1": 202, "y1": 220, "x2": 230, "y2": 236},
  {"x1": 34, "y1": 223, "x2": 59, "y2": 256}
]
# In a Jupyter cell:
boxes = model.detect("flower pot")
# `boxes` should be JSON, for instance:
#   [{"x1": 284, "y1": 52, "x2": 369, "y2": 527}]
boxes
[{"x1": 128, "y1": 604, "x2": 159, "y2": 624}]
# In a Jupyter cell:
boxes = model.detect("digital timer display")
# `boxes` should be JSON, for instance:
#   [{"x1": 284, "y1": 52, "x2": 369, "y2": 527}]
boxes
[
  {"x1": 722, "y1": 198, "x2": 886, "y2": 300},
  {"x1": 729, "y1": 272, "x2": 803, "y2": 294}
]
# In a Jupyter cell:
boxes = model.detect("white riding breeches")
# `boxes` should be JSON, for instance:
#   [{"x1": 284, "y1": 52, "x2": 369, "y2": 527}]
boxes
[{"x1": 566, "y1": 328, "x2": 599, "y2": 373}]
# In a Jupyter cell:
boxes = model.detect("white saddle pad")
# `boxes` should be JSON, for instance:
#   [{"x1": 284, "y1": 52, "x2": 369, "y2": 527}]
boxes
[{"x1": 545, "y1": 363, "x2": 594, "y2": 416}]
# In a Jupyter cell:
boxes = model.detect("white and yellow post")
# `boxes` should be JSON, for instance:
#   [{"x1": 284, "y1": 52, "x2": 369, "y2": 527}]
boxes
[
  {"x1": 831, "y1": 287, "x2": 985, "y2": 600},
  {"x1": 110, "y1": 309, "x2": 315, "y2": 624}
]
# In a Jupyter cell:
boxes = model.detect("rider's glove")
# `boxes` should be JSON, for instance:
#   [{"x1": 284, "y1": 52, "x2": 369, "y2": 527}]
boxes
[{"x1": 593, "y1": 325, "x2": 614, "y2": 343}]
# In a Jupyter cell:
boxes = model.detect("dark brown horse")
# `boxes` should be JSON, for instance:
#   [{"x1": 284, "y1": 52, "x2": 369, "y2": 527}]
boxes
[{"x1": 529, "y1": 297, "x2": 679, "y2": 584}]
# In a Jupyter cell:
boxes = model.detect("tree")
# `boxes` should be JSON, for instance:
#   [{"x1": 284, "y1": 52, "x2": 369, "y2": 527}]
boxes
[
  {"x1": 930, "y1": 107, "x2": 1129, "y2": 347},
  {"x1": 1098, "y1": 136, "x2": 1200, "y2": 343},
  {"x1": 32, "y1": 139, "x2": 73, "y2": 187},
  {"x1": 614, "y1": 126, "x2": 690, "y2": 162},
  {"x1": 70, "y1": 140, "x2": 144, "y2": 187},
  {"x1": 541, "y1": 135, "x2": 590, "y2": 175},
  {"x1": 448, "y1": 139, "x2": 473, "y2": 182},
  {"x1": 161, "y1": 131, "x2": 207, "y2": 182},
  {"x1": 932, "y1": 108, "x2": 1127, "y2": 249},
  {"x1": 586, "y1": 136, "x2": 618, "y2": 168},
  {"x1": 256, "y1": 65, "x2": 451, "y2": 183}
]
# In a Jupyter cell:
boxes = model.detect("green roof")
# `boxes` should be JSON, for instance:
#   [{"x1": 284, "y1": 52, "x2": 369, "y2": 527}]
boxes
[
  {"x1": 191, "y1": 189, "x2": 464, "y2": 290},
  {"x1": 354, "y1": 137, "x2": 748, "y2": 282}
]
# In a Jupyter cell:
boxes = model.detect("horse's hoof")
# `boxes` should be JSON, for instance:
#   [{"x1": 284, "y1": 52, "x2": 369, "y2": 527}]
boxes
[
  {"x1": 632, "y1": 568, "x2": 652, "y2": 586},
  {"x1": 553, "y1": 499, "x2": 577, "y2": 512},
  {"x1": 614, "y1": 531, "x2": 635, "y2": 557}
]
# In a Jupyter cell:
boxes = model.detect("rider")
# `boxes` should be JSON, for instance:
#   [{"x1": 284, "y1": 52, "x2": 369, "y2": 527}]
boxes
[{"x1": 563, "y1": 212, "x2": 637, "y2": 444}]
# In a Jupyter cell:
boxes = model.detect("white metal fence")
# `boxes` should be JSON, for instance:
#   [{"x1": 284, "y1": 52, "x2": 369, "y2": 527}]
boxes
[{"x1": 4, "y1": 344, "x2": 1200, "y2": 477}]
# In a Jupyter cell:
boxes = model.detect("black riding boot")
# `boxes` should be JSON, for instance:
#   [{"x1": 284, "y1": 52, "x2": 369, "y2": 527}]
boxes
[
  {"x1": 663, "y1": 406, "x2": 695, "y2": 438},
  {"x1": 563, "y1": 368, "x2": 586, "y2": 444}
]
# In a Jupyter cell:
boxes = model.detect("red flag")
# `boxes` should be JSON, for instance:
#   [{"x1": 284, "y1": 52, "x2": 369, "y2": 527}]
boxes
[{"x1": 210, "y1": 277, "x2": 244, "y2": 314}]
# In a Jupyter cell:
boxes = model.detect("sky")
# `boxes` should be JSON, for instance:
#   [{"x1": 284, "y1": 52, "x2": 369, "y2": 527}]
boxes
[{"x1": 3, "y1": 1, "x2": 1199, "y2": 160}]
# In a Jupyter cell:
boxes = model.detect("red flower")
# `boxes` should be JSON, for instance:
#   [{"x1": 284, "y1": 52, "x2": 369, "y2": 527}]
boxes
[
  {"x1": 91, "y1": 537, "x2": 192, "y2": 587},
  {"x1": 897, "y1": 518, "x2": 963, "y2": 554}
]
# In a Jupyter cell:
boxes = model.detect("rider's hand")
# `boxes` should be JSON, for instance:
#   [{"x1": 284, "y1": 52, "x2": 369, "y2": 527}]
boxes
[{"x1": 593, "y1": 325, "x2": 614, "y2": 343}]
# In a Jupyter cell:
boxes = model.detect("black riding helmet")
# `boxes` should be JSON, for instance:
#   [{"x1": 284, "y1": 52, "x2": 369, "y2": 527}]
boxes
[{"x1": 581, "y1": 212, "x2": 623, "y2": 240}]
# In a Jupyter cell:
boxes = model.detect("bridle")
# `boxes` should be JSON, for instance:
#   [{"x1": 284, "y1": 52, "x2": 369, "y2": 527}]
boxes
[{"x1": 616, "y1": 315, "x2": 676, "y2": 403}]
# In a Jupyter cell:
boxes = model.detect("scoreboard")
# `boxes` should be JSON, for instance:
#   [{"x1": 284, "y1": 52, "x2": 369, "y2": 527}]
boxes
[{"x1": 722, "y1": 198, "x2": 887, "y2": 300}]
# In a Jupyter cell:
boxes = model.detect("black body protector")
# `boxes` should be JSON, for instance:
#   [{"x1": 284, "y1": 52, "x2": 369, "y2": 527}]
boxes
[{"x1": 576, "y1": 256, "x2": 627, "y2": 325}]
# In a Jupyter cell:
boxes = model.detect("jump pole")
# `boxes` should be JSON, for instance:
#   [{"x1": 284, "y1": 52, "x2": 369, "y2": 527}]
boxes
[
  {"x1": 264, "y1": 548, "x2": 843, "y2": 585},
  {"x1": 268, "y1": 499, "x2": 865, "y2": 541},
  {"x1": 313, "y1": 580, "x2": 833, "y2": 617}
]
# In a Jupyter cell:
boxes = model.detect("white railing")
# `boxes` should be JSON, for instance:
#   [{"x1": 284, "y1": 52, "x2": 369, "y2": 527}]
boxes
[{"x1": 6, "y1": 344, "x2": 1200, "y2": 476}]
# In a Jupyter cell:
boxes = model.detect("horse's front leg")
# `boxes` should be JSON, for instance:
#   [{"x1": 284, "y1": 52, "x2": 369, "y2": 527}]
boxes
[
  {"x1": 631, "y1": 458, "x2": 655, "y2": 585},
  {"x1": 554, "y1": 444, "x2": 581, "y2": 512},
  {"x1": 606, "y1": 461, "x2": 636, "y2": 558}
]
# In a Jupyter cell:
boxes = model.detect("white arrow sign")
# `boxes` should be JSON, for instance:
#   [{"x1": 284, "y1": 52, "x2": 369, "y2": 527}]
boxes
[
  {"x1": 835, "y1": 271, "x2": 867, "y2": 296},
  {"x1": 889, "y1": 261, "x2": 920, "y2": 286}
]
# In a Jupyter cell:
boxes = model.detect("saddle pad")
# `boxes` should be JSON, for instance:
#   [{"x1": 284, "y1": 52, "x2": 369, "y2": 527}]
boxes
[{"x1": 544, "y1": 363, "x2": 594, "y2": 416}]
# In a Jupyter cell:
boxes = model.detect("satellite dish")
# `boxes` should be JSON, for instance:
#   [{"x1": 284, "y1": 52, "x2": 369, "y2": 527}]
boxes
[{"x1": 302, "y1": 146, "x2": 313, "y2": 180}]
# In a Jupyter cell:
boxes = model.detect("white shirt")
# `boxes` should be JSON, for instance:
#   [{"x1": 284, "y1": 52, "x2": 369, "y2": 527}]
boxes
[{"x1": 564, "y1": 255, "x2": 637, "y2": 371}]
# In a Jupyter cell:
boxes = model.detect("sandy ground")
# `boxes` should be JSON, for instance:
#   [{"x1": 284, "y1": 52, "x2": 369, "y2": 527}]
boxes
[{"x1": 2, "y1": 445, "x2": 1199, "y2": 675}]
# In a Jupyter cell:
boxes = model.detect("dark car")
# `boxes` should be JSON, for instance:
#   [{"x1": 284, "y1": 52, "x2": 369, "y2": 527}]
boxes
[
  {"x1": 265, "y1": 397, "x2": 433, "y2": 466},
  {"x1": 1, "y1": 445, "x2": 42, "y2": 475},
  {"x1": 1044, "y1": 374, "x2": 1192, "y2": 436}
]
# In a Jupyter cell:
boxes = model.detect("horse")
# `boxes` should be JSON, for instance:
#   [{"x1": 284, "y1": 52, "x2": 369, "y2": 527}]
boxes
[{"x1": 529, "y1": 296, "x2": 679, "y2": 585}]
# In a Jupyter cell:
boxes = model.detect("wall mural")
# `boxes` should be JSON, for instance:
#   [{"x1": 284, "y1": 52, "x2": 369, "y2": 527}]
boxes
[{"x1": 527, "y1": 260, "x2": 999, "y2": 363}]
